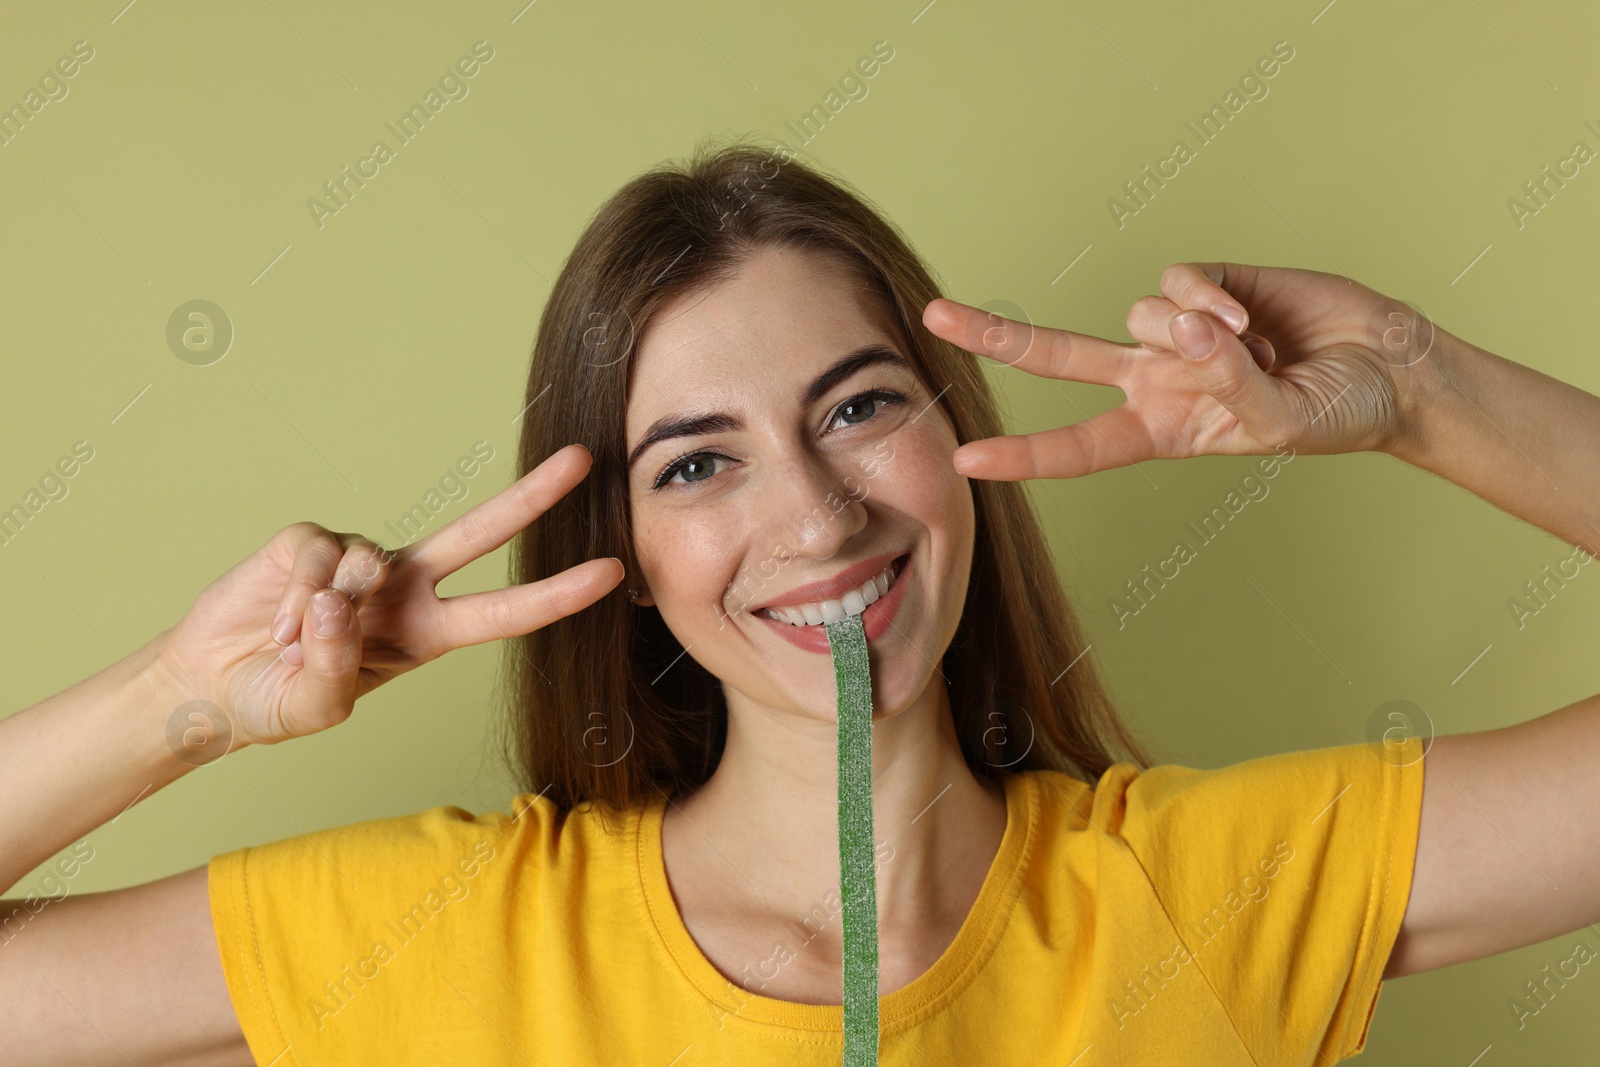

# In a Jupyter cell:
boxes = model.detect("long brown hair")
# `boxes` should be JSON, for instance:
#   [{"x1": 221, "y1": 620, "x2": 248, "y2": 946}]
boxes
[{"x1": 498, "y1": 135, "x2": 1152, "y2": 825}]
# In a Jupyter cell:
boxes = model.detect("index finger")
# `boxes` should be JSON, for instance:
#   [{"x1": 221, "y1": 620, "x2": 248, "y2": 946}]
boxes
[
  {"x1": 922, "y1": 298, "x2": 1134, "y2": 387},
  {"x1": 403, "y1": 443, "x2": 594, "y2": 579}
]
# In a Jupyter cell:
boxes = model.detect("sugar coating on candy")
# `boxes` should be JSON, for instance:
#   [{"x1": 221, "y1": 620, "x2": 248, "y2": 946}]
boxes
[{"x1": 825, "y1": 611, "x2": 878, "y2": 1065}]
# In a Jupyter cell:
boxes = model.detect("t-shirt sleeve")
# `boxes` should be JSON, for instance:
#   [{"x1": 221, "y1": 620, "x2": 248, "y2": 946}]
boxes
[
  {"x1": 207, "y1": 798, "x2": 524, "y2": 1066},
  {"x1": 1103, "y1": 736, "x2": 1427, "y2": 1064}
]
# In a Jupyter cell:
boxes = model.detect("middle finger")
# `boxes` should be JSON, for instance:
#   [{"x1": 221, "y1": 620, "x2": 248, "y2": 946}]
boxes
[{"x1": 404, "y1": 443, "x2": 594, "y2": 581}]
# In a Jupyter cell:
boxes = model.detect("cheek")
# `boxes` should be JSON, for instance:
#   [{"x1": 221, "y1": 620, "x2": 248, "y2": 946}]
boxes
[
  {"x1": 868, "y1": 425, "x2": 972, "y2": 537},
  {"x1": 634, "y1": 511, "x2": 743, "y2": 620}
]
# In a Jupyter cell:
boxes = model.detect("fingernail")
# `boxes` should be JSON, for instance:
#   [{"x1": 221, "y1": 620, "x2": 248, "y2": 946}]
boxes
[
  {"x1": 271, "y1": 613, "x2": 298, "y2": 645},
  {"x1": 1173, "y1": 311, "x2": 1216, "y2": 360},
  {"x1": 1215, "y1": 303, "x2": 1247, "y2": 333},
  {"x1": 311, "y1": 589, "x2": 351, "y2": 636},
  {"x1": 1244, "y1": 336, "x2": 1275, "y2": 369}
]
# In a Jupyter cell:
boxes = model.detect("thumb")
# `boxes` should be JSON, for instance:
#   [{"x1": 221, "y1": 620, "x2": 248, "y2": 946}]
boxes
[
  {"x1": 292, "y1": 587, "x2": 362, "y2": 733},
  {"x1": 1170, "y1": 309, "x2": 1293, "y2": 438}
]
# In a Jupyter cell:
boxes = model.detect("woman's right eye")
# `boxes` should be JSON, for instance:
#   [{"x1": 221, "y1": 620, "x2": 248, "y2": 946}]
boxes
[{"x1": 654, "y1": 452, "x2": 730, "y2": 490}]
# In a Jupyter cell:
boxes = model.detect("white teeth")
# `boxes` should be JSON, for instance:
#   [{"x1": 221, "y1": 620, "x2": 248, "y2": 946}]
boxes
[{"x1": 759, "y1": 561, "x2": 901, "y2": 627}]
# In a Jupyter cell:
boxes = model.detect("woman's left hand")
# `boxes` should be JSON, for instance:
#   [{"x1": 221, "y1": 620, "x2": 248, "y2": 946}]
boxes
[{"x1": 922, "y1": 262, "x2": 1434, "y2": 480}]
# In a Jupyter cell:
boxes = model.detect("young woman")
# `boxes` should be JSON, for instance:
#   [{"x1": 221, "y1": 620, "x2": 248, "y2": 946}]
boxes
[{"x1": 3, "y1": 139, "x2": 1598, "y2": 1066}]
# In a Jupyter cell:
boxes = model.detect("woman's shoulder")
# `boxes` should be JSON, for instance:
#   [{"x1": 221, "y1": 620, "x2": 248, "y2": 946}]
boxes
[
  {"x1": 1011, "y1": 740, "x2": 1427, "y2": 1063},
  {"x1": 1020, "y1": 736, "x2": 1425, "y2": 833},
  {"x1": 206, "y1": 789, "x2": 648, "y2": 1063},
  {"x1": 1008, "y1": 736, "x2": 1426, "y2": 891},
  {"x1": 210, "y1": 787, "x2": 646, "y2": 893}
]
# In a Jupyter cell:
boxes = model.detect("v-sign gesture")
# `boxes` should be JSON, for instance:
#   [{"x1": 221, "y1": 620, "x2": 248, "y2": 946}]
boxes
[
  {"x1": 924, "y1": 262, "x2": 1444, "y2": 481},
  {"x1": 155, "y1": 443, "x2": 623, "y2": 750}
]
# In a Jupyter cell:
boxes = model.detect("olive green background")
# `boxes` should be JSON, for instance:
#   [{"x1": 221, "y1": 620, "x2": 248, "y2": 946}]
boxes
[{"x1": 3, "y1": 0, "x2": 1598, "y2": 1060}]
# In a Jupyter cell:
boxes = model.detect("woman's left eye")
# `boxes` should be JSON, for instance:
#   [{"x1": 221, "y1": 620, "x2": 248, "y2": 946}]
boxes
[{"x1": 828, "y1": 389, "x2": 905, "y2": 430}]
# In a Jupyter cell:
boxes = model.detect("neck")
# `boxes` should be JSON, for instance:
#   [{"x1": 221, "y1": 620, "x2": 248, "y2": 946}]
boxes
[{"x1": 669, "y1": 673, "x2": 1008, "y2": 955}]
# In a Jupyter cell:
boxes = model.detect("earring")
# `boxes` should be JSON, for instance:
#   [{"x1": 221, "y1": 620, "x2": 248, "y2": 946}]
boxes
[{"x1": 627, "y1": 588, "x2": 640, "y2": 602}]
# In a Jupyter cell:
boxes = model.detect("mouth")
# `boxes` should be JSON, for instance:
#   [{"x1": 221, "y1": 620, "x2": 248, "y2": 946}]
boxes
[
  {"x1": 757, "y1": 554, "x2": 906, "y2": 627},
  {"x1": 748, "y1": 552, "x2": 913, "y2": 654}
]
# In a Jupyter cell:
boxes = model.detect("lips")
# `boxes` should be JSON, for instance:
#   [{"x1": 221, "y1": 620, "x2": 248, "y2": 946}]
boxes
[
  {"x1": 750, "y1": 552, "x2": 913, "y2": 654},
  {"x1": 747, "y1": 550, "x2": 906, "y2": 614},
  {"x1": 758, "y1": 557, "x2": 901, "y2": 626}
]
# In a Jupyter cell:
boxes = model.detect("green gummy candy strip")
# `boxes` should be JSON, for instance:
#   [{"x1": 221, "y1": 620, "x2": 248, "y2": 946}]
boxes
[{"x1": 824, "y1": 611, "x2": 879, "y2": 1066}]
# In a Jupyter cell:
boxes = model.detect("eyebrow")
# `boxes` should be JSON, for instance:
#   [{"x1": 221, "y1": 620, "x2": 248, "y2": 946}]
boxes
[{"x1": 626, "y1": 343, "x2": 912, "y2": 472}]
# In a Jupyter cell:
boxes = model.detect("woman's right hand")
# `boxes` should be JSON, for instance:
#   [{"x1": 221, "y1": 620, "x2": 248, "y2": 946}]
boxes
[{"x1": 154, "y1": 443, "x2": 623, "y2": 749}]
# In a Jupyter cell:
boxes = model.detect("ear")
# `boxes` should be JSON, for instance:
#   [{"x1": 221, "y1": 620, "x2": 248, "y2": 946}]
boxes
[{"x1": 630, "y1": 581, "x2": 655, "y2": 607}]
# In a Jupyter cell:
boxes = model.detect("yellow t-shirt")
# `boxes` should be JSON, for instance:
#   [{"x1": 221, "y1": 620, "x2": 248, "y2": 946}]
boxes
[{"x1": 209, "y1": 736, "x2": 1425, "y2": 1065}]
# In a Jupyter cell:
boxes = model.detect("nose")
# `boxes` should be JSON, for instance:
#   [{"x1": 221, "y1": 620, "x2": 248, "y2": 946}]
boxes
[
  {"x1": 759, "y1": 451, "x2": 869, "y2": 564},
  {"x1": 719, "y1": 450, "x2": 872, "y2": 622}
]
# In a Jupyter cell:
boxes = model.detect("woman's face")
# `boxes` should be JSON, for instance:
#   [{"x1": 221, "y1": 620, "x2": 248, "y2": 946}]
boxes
[{"x1": 624, "y1": 244, "x2": 975, "y2": 722}]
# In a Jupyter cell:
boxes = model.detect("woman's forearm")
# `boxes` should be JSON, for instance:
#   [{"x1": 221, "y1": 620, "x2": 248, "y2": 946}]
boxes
[
  {"x1": 0, "y1": 629, "x2": 205, "y2": 894},
  {"x1": 1385, "y1": 328, "x2": 1600, "y2": 553}
]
